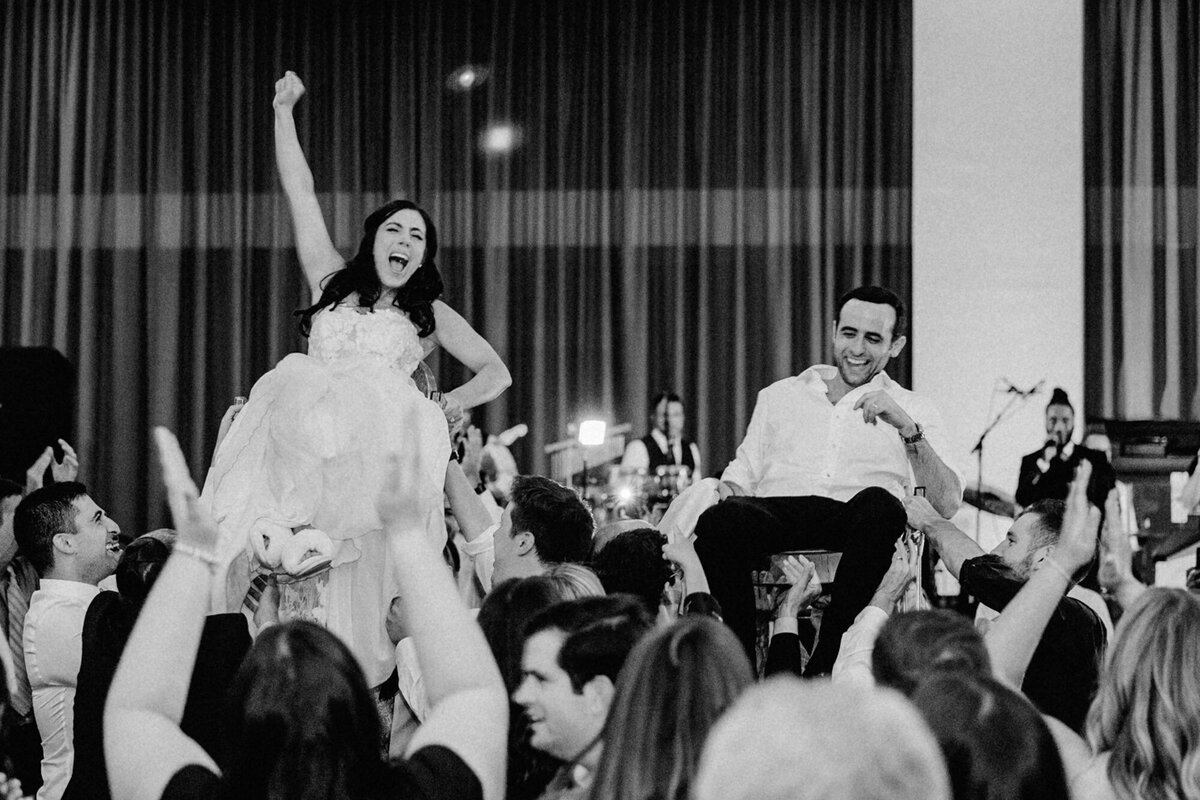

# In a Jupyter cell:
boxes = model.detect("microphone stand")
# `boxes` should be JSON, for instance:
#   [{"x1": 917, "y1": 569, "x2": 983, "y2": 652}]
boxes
[{"x1": 970, "y1": 391, "x2": 1029, "y2": 542}]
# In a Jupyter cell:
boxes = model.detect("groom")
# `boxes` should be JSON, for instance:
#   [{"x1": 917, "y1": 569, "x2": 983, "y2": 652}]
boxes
[{"x1": 693, "y1": 285, "x2": 962, "y2": 674}]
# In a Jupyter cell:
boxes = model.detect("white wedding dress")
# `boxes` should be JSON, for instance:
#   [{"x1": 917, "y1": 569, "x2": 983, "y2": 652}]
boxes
[{"x1": 202, "y1": 298, "x2": 448, "y2": 685}]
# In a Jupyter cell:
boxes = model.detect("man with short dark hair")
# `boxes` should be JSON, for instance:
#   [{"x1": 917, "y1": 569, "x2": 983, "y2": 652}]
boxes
[
  {"x1": 694, "y1": 285, "x2": 962, "y2": 674},
  {"x1": 457, "y1": 474, "x2": 595, "y2": 594},
  {"x1": 514, "y1": 595, "x2": 653, "y2": 800},
  {"x1": 14, "y1": 482, "x2": 121, "y2": 800},
  {"x1": 621, "y1": 391, "x2": 702, "y2": 480},
  {"x1": 905, "y1": 494, "x2": 1105, "y2": 732}
]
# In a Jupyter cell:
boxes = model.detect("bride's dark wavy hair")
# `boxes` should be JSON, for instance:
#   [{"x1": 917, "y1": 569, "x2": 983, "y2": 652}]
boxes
[{"x1": 295, "y1": 199, "x2": 444, "y2": 338}]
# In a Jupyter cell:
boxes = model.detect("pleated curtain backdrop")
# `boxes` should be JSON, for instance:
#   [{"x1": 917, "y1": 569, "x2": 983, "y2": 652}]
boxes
[
  {"x1": 1084, "y1": 0, "x2": 1200, "y2": 420},
  {"x1": 0, "y1": 0, "x2": 912, "y2": 532}
]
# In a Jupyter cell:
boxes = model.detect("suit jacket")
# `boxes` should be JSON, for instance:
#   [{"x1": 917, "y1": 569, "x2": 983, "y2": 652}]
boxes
[{"x1": 1016, "y1": 444, "x2": 1116, "y2": 510}]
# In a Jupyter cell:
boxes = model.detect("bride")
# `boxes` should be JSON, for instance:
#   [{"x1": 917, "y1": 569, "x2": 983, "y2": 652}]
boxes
[{"x1": 202, "y1": 71, "x2": 510, "y2": 688}]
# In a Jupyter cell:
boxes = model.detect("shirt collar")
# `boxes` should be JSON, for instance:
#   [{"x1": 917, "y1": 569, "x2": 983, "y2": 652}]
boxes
[
  {"x1": 799, "y1": 365, "x2": 894, "y2": 395},
  {"x1": 37, "y1": 579, "x2": 102, "y2": 600},
  {"x1": 1061, "y1": 440, "x2": 1075, "y2": 459}
]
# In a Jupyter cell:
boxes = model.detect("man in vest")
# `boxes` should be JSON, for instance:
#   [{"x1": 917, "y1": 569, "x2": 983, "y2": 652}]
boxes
[{"x1": 621, "y1": 391, "x2": 702, "y2": 480}]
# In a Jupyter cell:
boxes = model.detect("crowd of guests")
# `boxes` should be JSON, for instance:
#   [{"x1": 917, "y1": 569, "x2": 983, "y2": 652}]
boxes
[
  {"x1": 4, "y1": 62, "x2": 1199, "y2": 800},
  {"x1": 0, "y1": 409, "x2": 1197, "y2": 800}
]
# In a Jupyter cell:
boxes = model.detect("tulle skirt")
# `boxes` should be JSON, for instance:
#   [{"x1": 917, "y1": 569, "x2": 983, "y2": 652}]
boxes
[{"x1": 202, "y1": 352, "x2": 448, "y2": 685}]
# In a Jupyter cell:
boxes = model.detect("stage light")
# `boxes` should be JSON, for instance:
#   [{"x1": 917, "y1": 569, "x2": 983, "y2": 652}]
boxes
[
  {"x1": 578, "y1": 420, "x2": 607, "y2": 446},
  {"x1": 479, "y1": 122, "x2": 522, "y2": 155},
  {"x1": 446, "y1": 64, "x2": 489, "y2": 92},
  {"x1": 617, "y1": 485, "x2": 634, "y2": 503}
]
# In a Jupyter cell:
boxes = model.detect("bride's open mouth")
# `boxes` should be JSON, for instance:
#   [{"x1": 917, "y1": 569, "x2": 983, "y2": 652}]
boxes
[{"x1": 388, "y1": 252, "x2": 410, "y2": 275}]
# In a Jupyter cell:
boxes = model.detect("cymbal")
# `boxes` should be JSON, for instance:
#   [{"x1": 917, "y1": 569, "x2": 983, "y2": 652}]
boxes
[{"x1": 963, "y1": 485, "x2": 1018, "y2": 518}]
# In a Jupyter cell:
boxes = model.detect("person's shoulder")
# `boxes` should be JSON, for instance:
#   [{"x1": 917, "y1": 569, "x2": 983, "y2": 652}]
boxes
[
  {"x1": 878, "y1": 373, "x2": 931, "y2": 406},
  {"x1": 1061, "y1": 593, "x2": 1106, "y2": 631},
  {"x1": 760, "y1": 372, "x2": 813, "y2": 398},
  {"x1": 386, "y1": 745, "x2": 483, "y2": 800}
]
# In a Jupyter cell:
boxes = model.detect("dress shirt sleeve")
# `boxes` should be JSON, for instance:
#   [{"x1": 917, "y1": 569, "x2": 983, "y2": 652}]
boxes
[
  {"x1": 458, "y1": 524, "x2": 498, "y2": 594},
  {"x1": 831, "y1": 605, "x2": 888, "y2": 688},
  {"x1": 621, "y1": 440, "x2": 650, "y2": 470},
  {"x1": 27, "y1": 598, "x2": 89, "y2": 687},
  {"x1": 720, "y1": 390, "x2": 770, "y2": 492}
]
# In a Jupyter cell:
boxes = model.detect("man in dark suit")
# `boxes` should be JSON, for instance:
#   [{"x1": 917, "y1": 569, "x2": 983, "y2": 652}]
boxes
[{"x1": 1016, "y1": 388, "x2": 1115, "y2": 510}]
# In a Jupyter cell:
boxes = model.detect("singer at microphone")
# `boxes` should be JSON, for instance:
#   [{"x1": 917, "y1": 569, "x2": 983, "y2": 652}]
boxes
[{"x1": 1015, "y1": 387, "x2": 1115, "y2": 510}]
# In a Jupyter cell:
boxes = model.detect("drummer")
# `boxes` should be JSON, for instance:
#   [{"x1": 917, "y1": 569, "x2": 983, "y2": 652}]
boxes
[{"x1": 620, "y1": 391, "x2": 703, "y2": 481}]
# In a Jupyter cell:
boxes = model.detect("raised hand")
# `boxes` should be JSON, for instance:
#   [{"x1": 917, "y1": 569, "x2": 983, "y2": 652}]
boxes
[
  {"x1": 153, "y1": 427, "x2": 221, "y2": 555},
  {"x1": 1098, "y1": 488, "x2": 1135, "y2": 593},
  {"x1": 460, "y1": 425, "x2": 485, "y2": 483},
  {"x1": 871, "y1": 539, "x2": 918, "y2": 610},
  {"x1": 25, "y1": 447, "x2": 53, "y2": 493},
  {"x1": 778, "y1": 554, "x2": 823, "y2": 618},
  {"x1": 50, "y1": 439, "x2": 79, "y2": 483},
  {"x1": 273, "y1": 70, "x2": 306, "y2": 110},
  {"x1": 376, "y1": 454, "x2": 435, "y2": 537},
  {"x1": 903, "y1": 494, "x2": 943, "y2": 532},
  {"x1": 1054, "y1": 460, "x2": 1100, "y2": 572}
]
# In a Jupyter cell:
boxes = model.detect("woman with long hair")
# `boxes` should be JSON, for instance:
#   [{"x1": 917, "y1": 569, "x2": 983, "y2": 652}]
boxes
[
  {"x1": 1077, "y1": 588, "x2": 1200, "y2": 800},
  {"x1": 106, "y1": 429, "x2": 507, "y2": 800},
  {"x1": 587, "y1": 616, "x2": 753, "y2": 800},
  {"x1": 202, "y1": 70, "x2": 510, "y2": 691}
]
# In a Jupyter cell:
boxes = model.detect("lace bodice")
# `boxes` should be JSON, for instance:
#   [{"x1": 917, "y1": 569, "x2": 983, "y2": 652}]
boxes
[{"x1": 308, "y1": 301, "x2": 425, "y2": 375}]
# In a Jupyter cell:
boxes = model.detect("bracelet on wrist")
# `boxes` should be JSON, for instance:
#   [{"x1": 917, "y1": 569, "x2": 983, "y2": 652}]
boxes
[{"x1": 175, "y1": 542, "x2": 220, "y2": 570}]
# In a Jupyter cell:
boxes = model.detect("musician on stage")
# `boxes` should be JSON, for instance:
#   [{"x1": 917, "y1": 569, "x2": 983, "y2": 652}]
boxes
[
  {"x1": 1016, "y1": 388, "x2": 1115, "y2": 510},
  {"x1": 621, "y1": 391, "x2": 703, "y2": 480}
]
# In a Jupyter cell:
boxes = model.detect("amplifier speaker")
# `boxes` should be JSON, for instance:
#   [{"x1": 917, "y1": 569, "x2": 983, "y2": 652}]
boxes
[{"x1": 0, "y1": 347, "x2": 75, "y2": 485}]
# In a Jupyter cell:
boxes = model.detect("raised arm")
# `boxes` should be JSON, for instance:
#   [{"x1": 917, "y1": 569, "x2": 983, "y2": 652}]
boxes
[
  {"x1": 106, "y1": 428, "x2": 222, "y2": 800},
  {"x1": 985, "y1": 462, "x2": 1099, "y2": 688},
  {"x1": 1097, "y1": 488, "x2": 1146, "y2": 610},
  {"x1": 273, "y1": 71, "x2": 344, "y2": 299},
  {"x1": 378, "y1": 455, "x2": 507, "y2": 800},
  {"x1": 429, "y1": 301, "x2": 512, "y2": 411}
]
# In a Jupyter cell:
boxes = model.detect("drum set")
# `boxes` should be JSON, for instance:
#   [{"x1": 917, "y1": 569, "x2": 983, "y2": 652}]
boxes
[{"x1": 593, "y1": 464, "x2": 693, "y2": 525}]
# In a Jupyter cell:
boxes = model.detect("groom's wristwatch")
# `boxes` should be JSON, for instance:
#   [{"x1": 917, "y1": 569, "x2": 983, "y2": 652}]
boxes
[{"x1": 901, "y1": 423, "x2": 925, "y2": 446}]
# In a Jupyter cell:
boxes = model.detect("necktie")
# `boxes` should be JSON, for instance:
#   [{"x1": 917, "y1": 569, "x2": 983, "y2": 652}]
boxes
[{"x1": 6, "y1": 563, "x2": 33, "y2": 717}]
